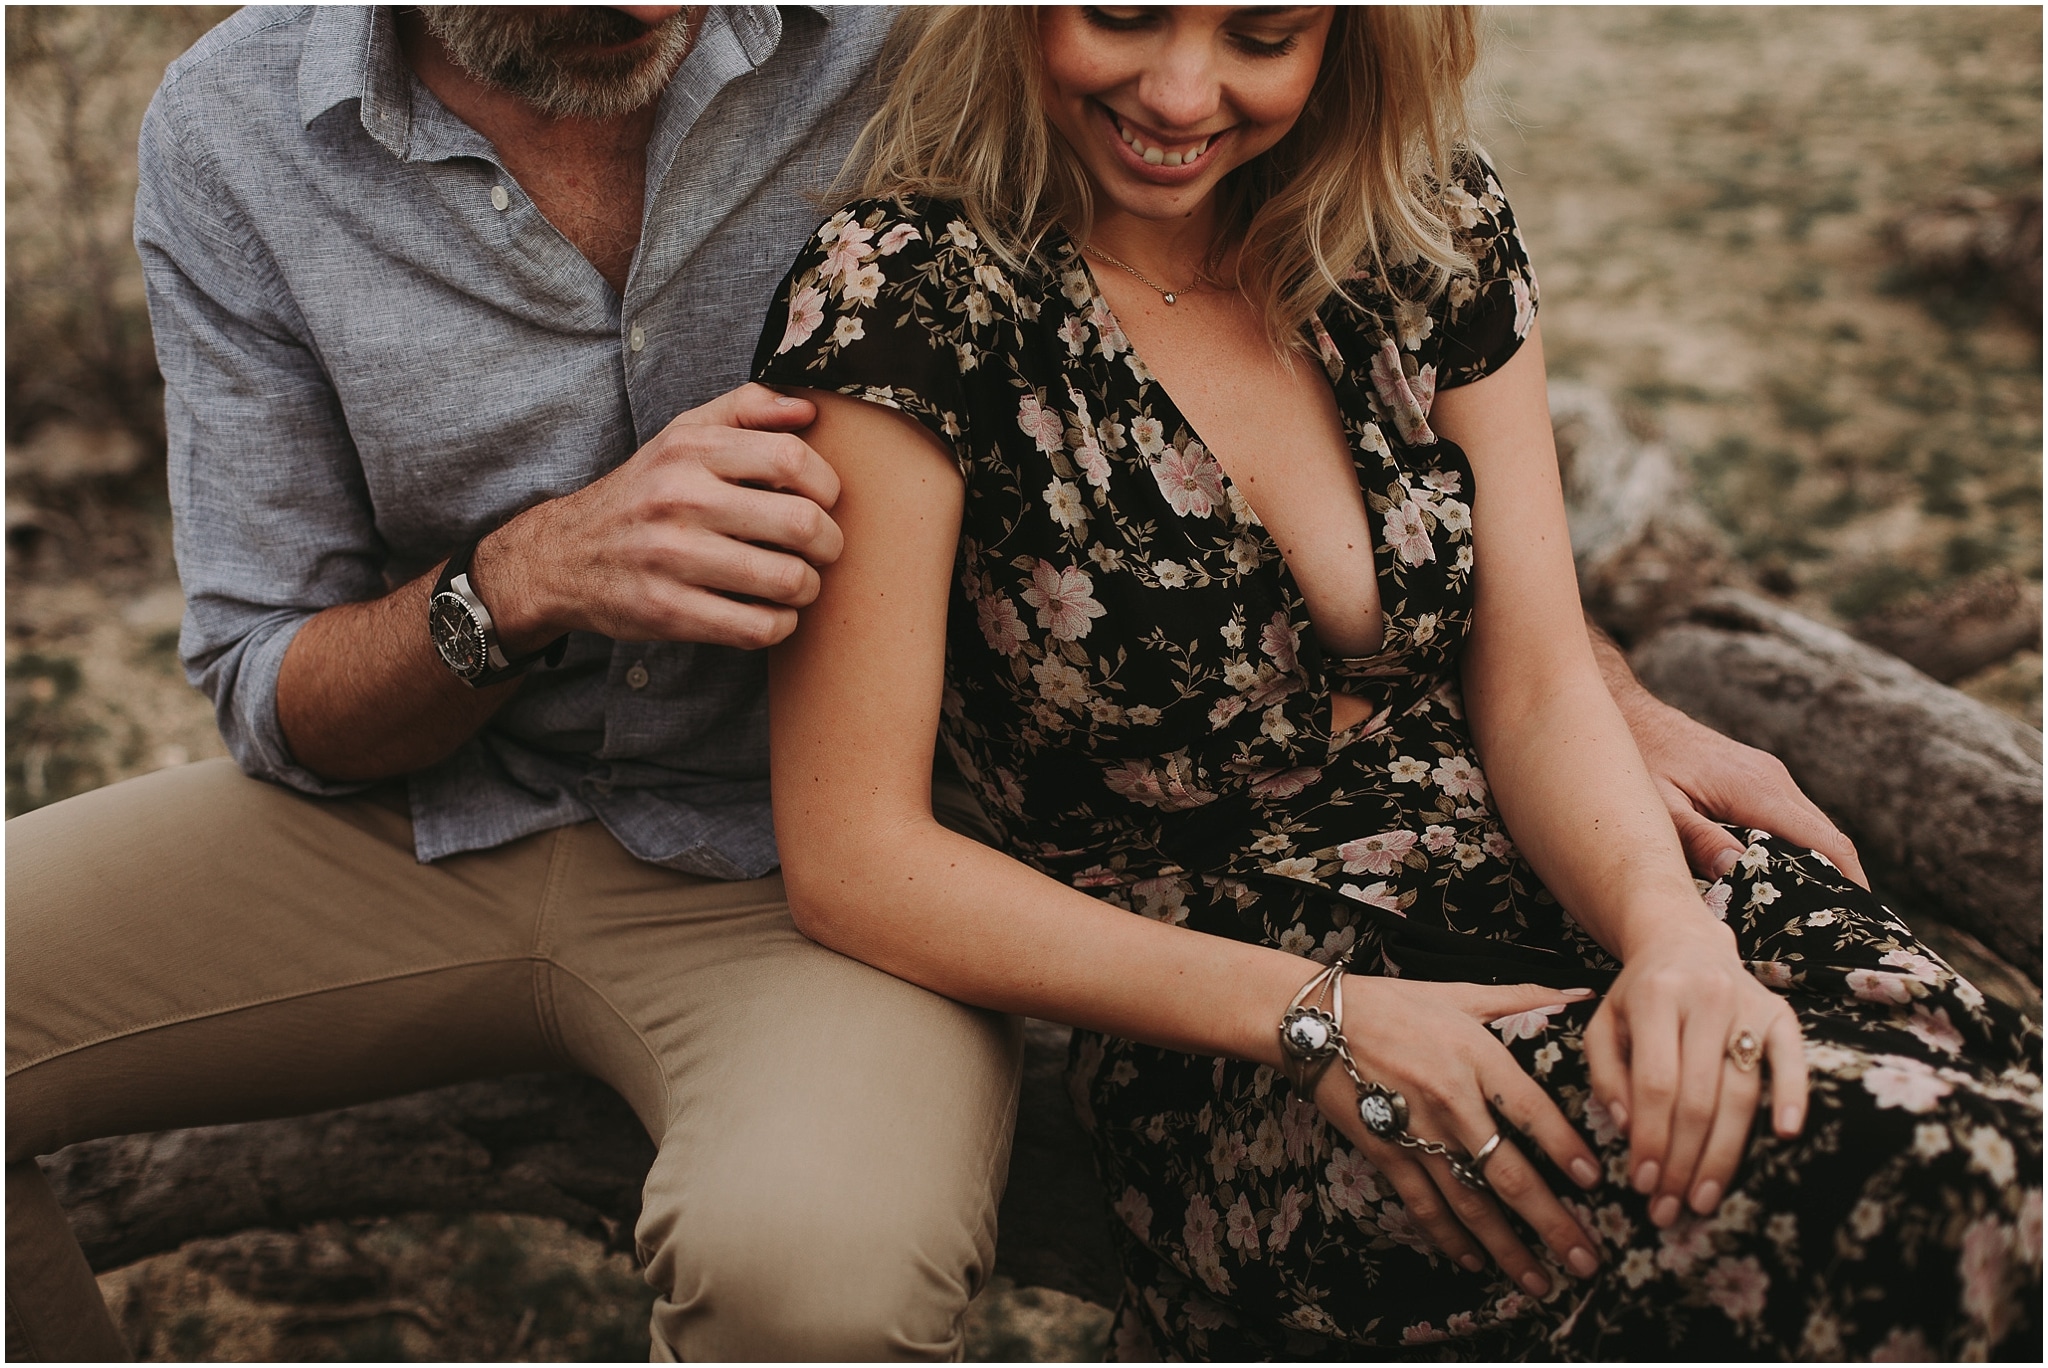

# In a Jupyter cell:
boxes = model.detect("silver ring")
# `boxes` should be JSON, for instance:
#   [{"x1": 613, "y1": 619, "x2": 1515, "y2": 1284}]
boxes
[{"x1": 1468, "y1": 1130, "x2": 1505, "y2": 1184}]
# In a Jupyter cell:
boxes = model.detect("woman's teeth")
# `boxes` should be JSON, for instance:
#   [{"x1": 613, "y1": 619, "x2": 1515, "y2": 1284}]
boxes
[{"x1": 1115, "y1": 117, "x2": 1212, "y2": 168}]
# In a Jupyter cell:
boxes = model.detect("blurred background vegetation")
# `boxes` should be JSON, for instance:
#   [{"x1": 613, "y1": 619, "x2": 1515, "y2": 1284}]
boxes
[{"x1": 6, "y1": 5, "x2": 2038, "y2": 1361}]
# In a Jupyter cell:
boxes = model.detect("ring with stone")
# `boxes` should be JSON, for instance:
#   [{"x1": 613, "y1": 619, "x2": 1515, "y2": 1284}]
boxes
[{"x1": 1726, "y1": 1028, "x2": 1764, "y2": 1073}]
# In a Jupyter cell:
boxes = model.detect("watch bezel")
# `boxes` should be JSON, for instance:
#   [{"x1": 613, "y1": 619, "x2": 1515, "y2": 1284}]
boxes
[{"x1": 430, "y1": 589, "x2": 490, "y2": 680}]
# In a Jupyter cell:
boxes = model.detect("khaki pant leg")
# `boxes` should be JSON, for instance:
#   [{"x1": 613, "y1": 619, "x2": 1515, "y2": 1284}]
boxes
[
  {"x1": 5, "y1": 760, "x2": 567, "y2": 1360},
  {"x1": 544, "y1": 772, "x2": 1024, "y2": 1362}
]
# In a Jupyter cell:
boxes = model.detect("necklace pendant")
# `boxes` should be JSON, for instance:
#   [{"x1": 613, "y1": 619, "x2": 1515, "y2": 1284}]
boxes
[{"x1": 1162, "y1": 291, "x2": 1177, "y2": 305}]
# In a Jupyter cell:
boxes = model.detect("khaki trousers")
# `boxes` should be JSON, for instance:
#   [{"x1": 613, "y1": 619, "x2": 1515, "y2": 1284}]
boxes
[{"x1": 6, "y1": 760, "x2": 1023, "y2": 1361}]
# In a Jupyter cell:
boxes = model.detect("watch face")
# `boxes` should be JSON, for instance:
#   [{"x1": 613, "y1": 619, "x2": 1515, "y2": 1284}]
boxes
[{"x1": 430, "y1": 592, "x2": 487, "y2": 678}]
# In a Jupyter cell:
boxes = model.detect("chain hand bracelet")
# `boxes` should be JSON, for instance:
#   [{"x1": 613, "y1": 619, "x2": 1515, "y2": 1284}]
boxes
[{"x1": 1334, "y1": 1039, "x2": 1490, "y2": 1192}]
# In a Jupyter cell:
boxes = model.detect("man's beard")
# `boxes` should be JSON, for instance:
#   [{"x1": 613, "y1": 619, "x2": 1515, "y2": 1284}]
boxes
[{"x1": 419, "y1": 7, "x2": 696, "y2": 120}]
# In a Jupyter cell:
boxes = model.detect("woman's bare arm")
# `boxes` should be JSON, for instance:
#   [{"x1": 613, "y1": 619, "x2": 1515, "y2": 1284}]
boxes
[
  {"x1": 1433, "y1": 323, "x2": 1807, "y2": 1227},
  {"x1": 769, "y1": 388, "x2": 1604, "y2": 1293}
]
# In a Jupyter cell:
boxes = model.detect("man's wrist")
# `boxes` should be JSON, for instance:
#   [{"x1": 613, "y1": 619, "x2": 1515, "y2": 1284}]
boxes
[{"x1": 471, "y1": 511, "x2": 561, "y2": 656}]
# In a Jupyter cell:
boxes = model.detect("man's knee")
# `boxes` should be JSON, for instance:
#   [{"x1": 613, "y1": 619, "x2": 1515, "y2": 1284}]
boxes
[{"x1": 638, "y1": 1154, "x2": 992, "y2": 1361}]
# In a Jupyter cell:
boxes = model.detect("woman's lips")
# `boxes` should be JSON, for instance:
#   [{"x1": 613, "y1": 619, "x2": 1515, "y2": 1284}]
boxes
[{"x1": 1095, "y1": 101, "x2": 1228, "y2": 183}]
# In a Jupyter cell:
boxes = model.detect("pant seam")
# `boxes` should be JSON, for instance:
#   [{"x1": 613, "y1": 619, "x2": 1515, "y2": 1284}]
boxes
[
  {"x1": 542, "y1": 960, "x2": 675, "y2": 1125},
  {"x1": 6, "y1": 955, "x2": 547, "y2": 1079},
  {"x1": 527, "y1": 825, "x2": 579, "y2": 1065}
]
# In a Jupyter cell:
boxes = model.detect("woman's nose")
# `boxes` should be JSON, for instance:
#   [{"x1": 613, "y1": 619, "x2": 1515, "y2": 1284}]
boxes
[{"x1": 1136, "y1": 36, "x2": 1222, "y2": 130}]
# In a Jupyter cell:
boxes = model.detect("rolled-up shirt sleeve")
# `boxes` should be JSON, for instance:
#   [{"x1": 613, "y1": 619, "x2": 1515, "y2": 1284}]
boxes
[{"x1": 134, "y1": 88, "x2": 382, "y2": 796}]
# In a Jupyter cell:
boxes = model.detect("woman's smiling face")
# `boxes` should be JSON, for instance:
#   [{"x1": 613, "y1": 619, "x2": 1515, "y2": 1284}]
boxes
[{"x1": 1038, "y1": 5, "x2": 1335, "y2": 226}]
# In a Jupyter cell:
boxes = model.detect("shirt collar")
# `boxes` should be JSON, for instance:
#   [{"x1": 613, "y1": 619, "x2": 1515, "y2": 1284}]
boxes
[{"x1": 295, "y1": 6, "x2": 827, "y2": 157}]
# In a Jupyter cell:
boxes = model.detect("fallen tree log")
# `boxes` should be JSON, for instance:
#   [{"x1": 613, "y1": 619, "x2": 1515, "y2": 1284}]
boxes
[
  {"x1": 46, "y1": 1021, "x2": 1124, "y2": 1309},
  {"x1": 1630, "y1": 589, "x2": 2043, "y2": 977}
]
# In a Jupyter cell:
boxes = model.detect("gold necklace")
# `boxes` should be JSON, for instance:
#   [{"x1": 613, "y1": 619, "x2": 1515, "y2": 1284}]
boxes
[{"x1": 1082, "y1": 240, "x2": 1228, "y2": 306}]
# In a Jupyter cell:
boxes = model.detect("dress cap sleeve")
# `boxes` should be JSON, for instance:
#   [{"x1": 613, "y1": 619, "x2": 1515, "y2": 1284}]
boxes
[
  {"x1": 1435, "y1": 150, "x2": 1541, "y2": 390},
  {"x1": 751, "y1": 198, "x2": 973, "y2": 461}
]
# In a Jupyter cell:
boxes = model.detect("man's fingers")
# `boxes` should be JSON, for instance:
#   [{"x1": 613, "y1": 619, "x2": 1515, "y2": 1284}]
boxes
[
  {"x1": 702, "y1": 484, "x2": 846, "y2": 566},
  {"x1": 675, "y1": 381, "x2": 818, "y2": 435},
  {"x1": 693, "y1": 428, "x2": 843, "y2": 510},
  {"x1": 1661, "y1": 779, "x2": 1745, "y2": 880},
  {"x1": 645, "y1": 584, "x2": 801, "y2": 650},
  {"x1": 1765, "y1": 1011, "x2": 1809, "y2": 1137}
]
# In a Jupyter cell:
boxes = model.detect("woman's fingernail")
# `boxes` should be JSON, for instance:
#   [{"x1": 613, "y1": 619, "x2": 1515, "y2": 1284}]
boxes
[
  {"x1": 1563, "y1": 986, "x2": 1597, "y2": 998},
  {"x1": 1609, "y1": 1100, "x2": 1629, "y2": 1132},
  {"x1": 1709, "y1": 848, "x2": 1740, "y2": 879},
  {"x1": 1570, "y1": 1157, "x2": 1600, "y2": 1188},
  {"x1": 1567, "y1": 1246, "x2": 1600, "y2": 1278},
  {"x1": 1650, "y1": 1194, "x2": 1682, "y2": 1227},
  {"x1": 1633, "y1": 1160, "x2": 1659, "y2": 1194},
  {"x1": 1521, "y1": 1270, "x2": 1551, "y2": 1296},
  {"x1": 1778, "y1": 1106, "x2": 1802, "y2": 1135},
  {"x1": 1691, "y1": 1179, "x2": 1722, "y2": 1213},
  {"x1": 1460, "y1": 1254, "x2": 1485, "y2": 1273}
]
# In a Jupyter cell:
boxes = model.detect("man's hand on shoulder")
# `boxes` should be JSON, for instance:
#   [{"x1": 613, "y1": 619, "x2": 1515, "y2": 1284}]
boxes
[
  {"x1": 479, "y1": 383, "x2": 844, "y2": 654},
  {"x1": 1590, "y1": 623, "x2": 1869, "y2": 888}
]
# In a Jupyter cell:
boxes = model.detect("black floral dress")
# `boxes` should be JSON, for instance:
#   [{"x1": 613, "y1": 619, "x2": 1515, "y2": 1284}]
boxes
[{"x1": 752, "y1": 162, "x2": 2041, "y2": 1361}]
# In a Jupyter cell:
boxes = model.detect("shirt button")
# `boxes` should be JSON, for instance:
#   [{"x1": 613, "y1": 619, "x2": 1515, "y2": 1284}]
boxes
[
  {"x1": 490, "y1": 185, "x2": 510, "y2": 212},
  {"x1": 626, "y1": 662, "x2": 650, "y2": 690},
  {"x1": 629, "y1": 325, "x2": 646, "y2": 353}
]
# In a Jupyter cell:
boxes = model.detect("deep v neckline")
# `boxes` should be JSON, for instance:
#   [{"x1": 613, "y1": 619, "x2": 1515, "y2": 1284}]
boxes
[{"x1": 1068, "y1": 246, "x2": 1396, "y2": 672}]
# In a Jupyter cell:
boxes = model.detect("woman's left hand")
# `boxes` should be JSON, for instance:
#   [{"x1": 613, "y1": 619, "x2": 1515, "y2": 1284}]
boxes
[{"x1": 1581, "y1": 919, "x2": 1808, "y2": 1226}]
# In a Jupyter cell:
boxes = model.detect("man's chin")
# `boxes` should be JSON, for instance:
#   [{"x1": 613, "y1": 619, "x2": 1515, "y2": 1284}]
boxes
[{"x1": 421, "y1": 6, "x2": 697, "y2": 120}]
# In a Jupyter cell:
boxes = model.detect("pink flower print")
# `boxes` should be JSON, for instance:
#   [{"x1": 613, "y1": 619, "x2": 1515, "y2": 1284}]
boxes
[
  {"x1": 1183, "y1": 1192, "x2": 1220, "y2": 1260},
  {"x1": 1265, "y1": 1188, "x2": 1311, "y2": 1254},
  {"x1": 1492, "y1": 1291, "x2": 1534, "y2": 1321},
  {"x1": 1020, "y1": 560, "x2": 1105, "y2": 640},
  {"x1": 819, "y1": 219, "x2": 874, "y2": 284},
  {"x1": 1016, "y1": 392, "x2": 1066, "y2": 455},
  {"x1": 1847, "y1": 969, "x2": 1917, "y2": 1005},
  {"x1": 1102, "y1": 755, "x2": 1216, "y2": 811},
  {"x1": 1583, "y1": 1093, "x2": 1624, "y2": 1146},
  {"x1": 1056, "y1": 314, "x2": 1090, "y2": 357},
  {"x1": 1066, "y1": 388, "x2": 1113, "y2": 487},
  {"x1": 1325, "y1": 1146, "x2": 1380, "y2": 1217},
  {"x1": 1401, "y1": 1322, "x2": 1450, "y2": 1345},
  {"x1": 1280, "y1": 1095, "x2": 1320, "y2": 1165},
  {"x1": 1655, "y1": 1218, "x2": 1715, "y2": 1276},
  {"x1": 1225, "y1": 1194, "x2": 1262, "y2": 1256},
  {"x1": 840, "y1": 260, "x2": 884, "y2": 305},
  {"x1": 1370, "y1": 339, "x2": 1437, "y2": 444},
  {"x1": 1510, "y1": 273, "x2": 1536, "y2": 338},
  {"x1": 1338, "y1": 830, "x2": 1418, "y2": 876},
  {"x1": 1113, "y1": 1187, "x2": 1153, "y2": 1242},
  {"x1": 1309, "y1": 315, "x2": 1345, "y2": 379},
  {"x1": 2019, "y1": 1189, "x2": 2041, "y2": 1266},
  {"x1": 1701, "y1": 881, "x2": 1734, "y2": 918},
  {"x1": 1960, "y1": 1217, "x2": 2017, "y2": 1341},
  {"x1": 1087, "y1": 298, "x2": 1129, "y2": 357},
  {"x1": 1906, "y1": 1005, "x2": 1966, "y2": 1055},
  {"x1": 775, "y1": 284, "x2": 826, "y2": 355},
  {"x1": 1250, "y1": 766, "x2": 1321, "y2": 799},
  {"x1": 1491, "y1": 1003, "x2": 1566, "y2": 1043},
  {"x1": 1339, "y1": 881, "x2": 1403, "y2": 914},
  {"x1": 1260, "y1": 612, "x2": 1300, "y2": 674},
  {"x1": 1150, "y1": 439, "x2": 1226, "y2": 518},
  {"x1": 1377, "y1": 1202, "x2": 1433, "y2": 1252},
  {"x1": 1862, "y1": 1054, "x2": 1954, "y2": 1112},
  {"x1": 1880, "y1": 949, "x2": 1943, "y2": 983},
  {"x1": 1422, "y1": 824, "x2": 1457, "y2": 854},
  {"x1": 1749, "y1": 959, "x2": 1794, "y2": 989},
  {"x1": 874, "y1": 222, "x2": 920, "y2": 256},
  {"x1": 1481, "y1": 830, "x2": 1515, "y2": 861},
  {"x1": 1432, "y1": 753, "x2": 1487, "y2": 800},
  {"x1": 1870, "y1": 1328, "x2": 1933, "y2": 1362},
  {"x1": 1383, "y1": 499, "x2": 1436, "y2": 567},
  {"x1": 1704, "y1": 1255, "x2": 1769, "y2": 1322},
  {"x1": 975, "y1": 592, "x2": 1029, "y2": 656}
]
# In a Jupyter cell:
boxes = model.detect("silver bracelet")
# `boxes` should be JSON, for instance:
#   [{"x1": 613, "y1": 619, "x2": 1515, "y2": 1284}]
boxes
[{"x1": 1276, "y1": 957, "x2": 1348, "y2": 1094}]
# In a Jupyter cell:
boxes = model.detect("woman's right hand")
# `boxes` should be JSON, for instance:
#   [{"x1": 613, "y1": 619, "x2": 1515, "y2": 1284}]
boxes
[{"x1": 1312, "y1": 976, "x2": 1606, "y2": 1296}]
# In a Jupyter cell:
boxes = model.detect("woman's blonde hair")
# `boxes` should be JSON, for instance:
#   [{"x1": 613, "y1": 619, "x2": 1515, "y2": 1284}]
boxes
[{"x1": 843, "y1": 6, "x2": 1482, "y2": 352}]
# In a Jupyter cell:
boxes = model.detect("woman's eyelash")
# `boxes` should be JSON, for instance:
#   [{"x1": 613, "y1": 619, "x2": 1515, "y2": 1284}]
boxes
[
  {"x1": 1234, "y1": 34, "x2": 1300, "y2": 58},
  {"x1": 1080, "y1": 6, "x2": 1154, "y2": 33}
]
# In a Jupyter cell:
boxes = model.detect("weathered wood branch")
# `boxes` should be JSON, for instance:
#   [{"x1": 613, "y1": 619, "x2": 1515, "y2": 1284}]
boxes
[
  {"x1": 46, "y1": 1021, "x2": 1125, "y2": 1308},
  {"x1": 1630, "y1": 589, "x2": 2043, "y2": 977}
]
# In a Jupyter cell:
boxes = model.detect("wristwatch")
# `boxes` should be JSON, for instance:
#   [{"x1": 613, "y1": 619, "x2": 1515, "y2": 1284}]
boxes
[{"x1": 429, "y1": 536, "x2": 567, "y2": 687}]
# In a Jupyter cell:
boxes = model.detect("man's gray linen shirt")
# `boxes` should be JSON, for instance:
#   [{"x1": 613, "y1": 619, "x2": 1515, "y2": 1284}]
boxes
[{"x1": 134, "y1": 6, "x2": 890, "y2": 878}]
